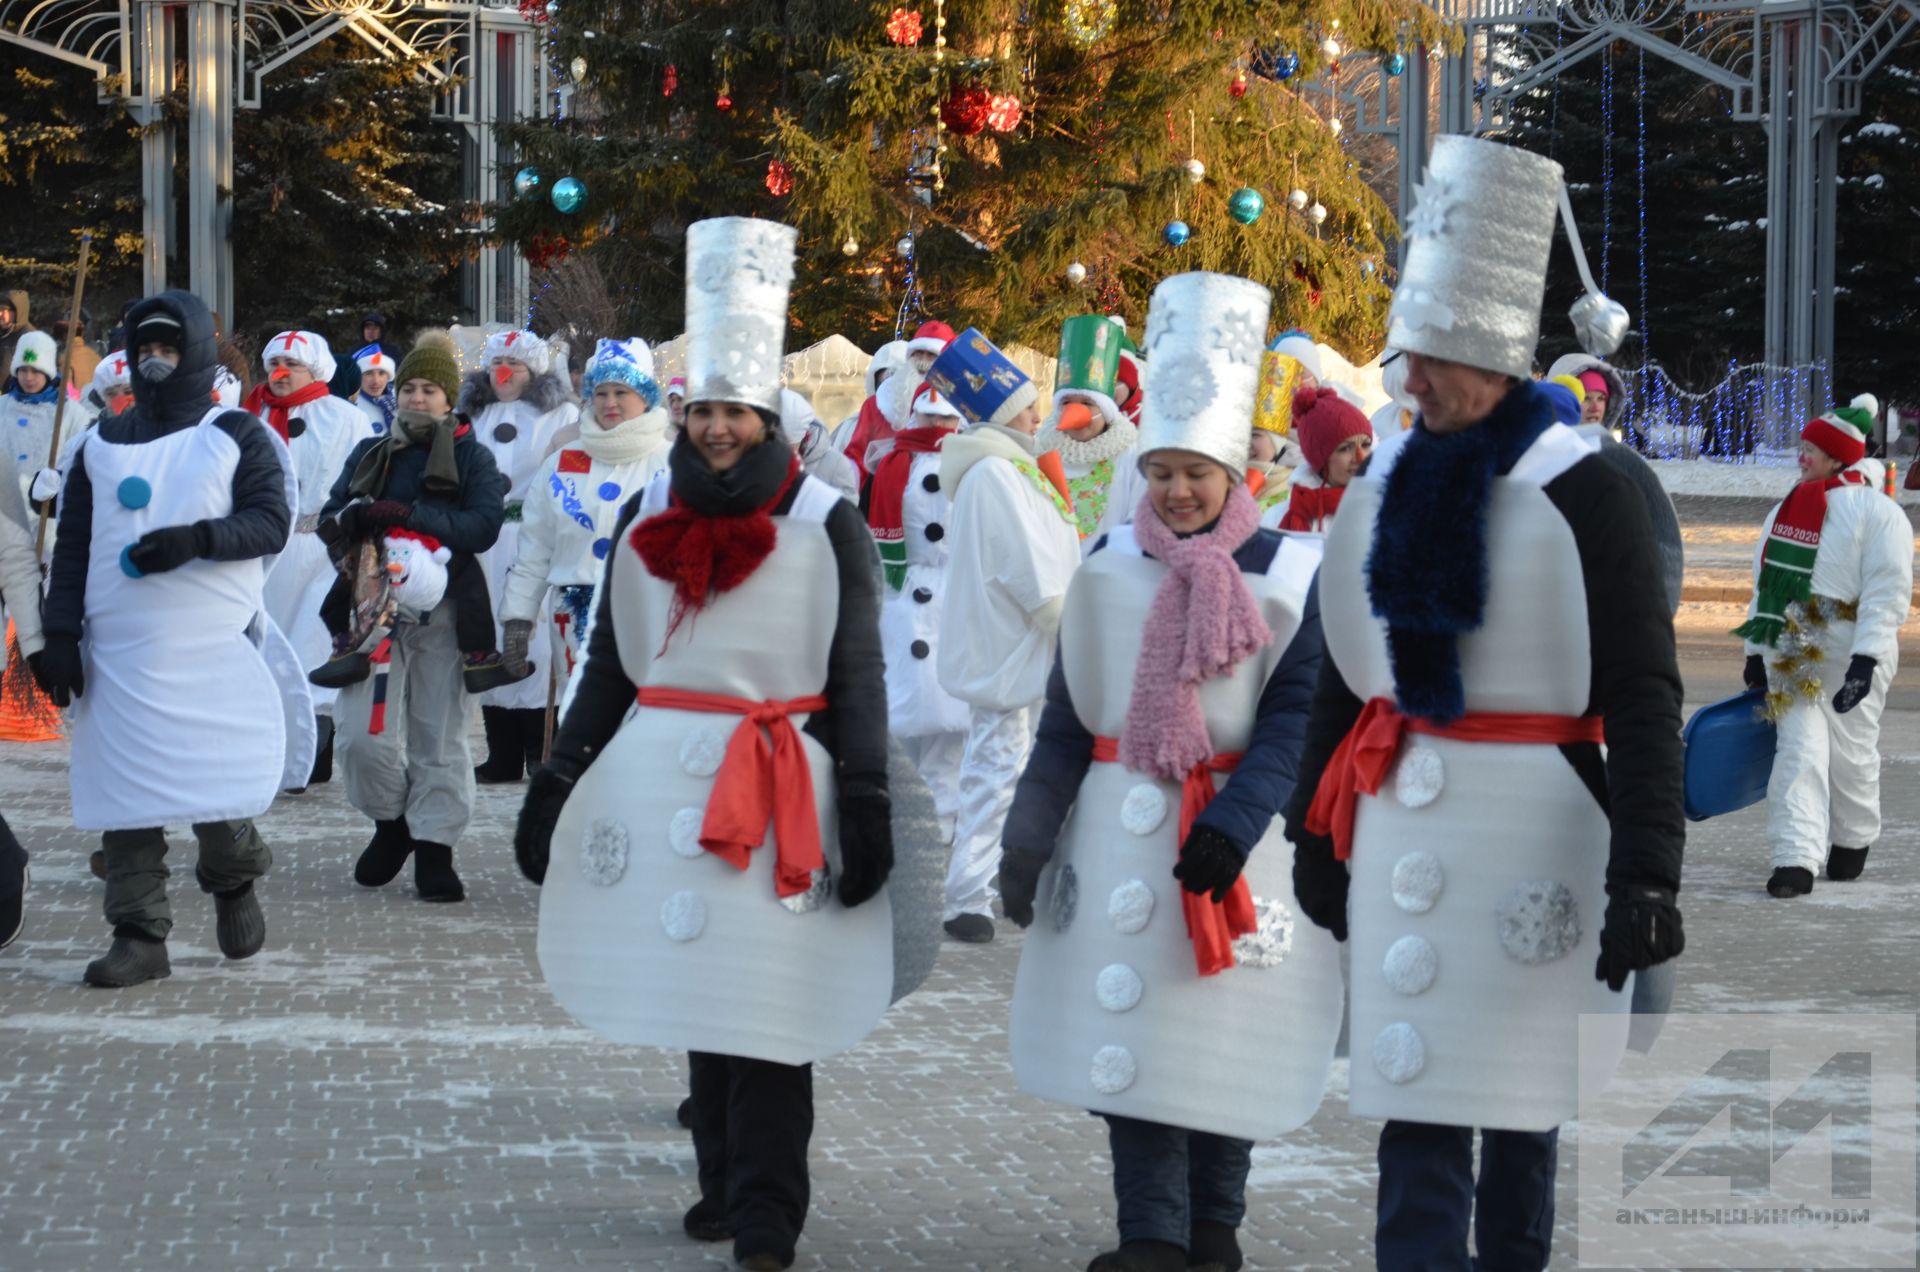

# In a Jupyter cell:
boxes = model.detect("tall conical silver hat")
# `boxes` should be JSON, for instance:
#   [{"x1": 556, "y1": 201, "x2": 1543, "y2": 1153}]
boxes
[
  {"x1": 1136, "y1": 272, "x2": 1272, "y2": 478},
  {"x1": 683, "y1": 217, "x2": 797, "y2": 413}
]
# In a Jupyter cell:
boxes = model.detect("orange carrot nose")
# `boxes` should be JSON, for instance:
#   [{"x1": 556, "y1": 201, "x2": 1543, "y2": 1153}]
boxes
[
  {"x1": 386, "y1": 562, "x2": 405, "y2": 577},
  {"x1": 1059, "y1": 401, "x2": 1096, "y2": 432},
  {"x1": 494, "y1": 365, "x2": 513, "y2": 386},
  {"x1": 270, "y1": 367, "x2": 292, "y2": 382}
]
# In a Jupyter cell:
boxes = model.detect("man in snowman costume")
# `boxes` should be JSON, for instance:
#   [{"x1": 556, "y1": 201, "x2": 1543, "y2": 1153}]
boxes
[
  {"x1": 1283, "y1": 136, "x2": 1687, "y2": 1270},
  {"x1": 459, "y1": 328, "x2": 580, "y2": 783},
  {"x1": 35, "y1": 290, "x2": 294, "y2": 988}
]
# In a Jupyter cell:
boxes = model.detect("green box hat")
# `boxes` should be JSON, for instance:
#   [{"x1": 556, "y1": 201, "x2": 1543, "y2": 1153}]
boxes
[{"x1": 1053, "y1": 315, "x2": 1125, "y2": 428}]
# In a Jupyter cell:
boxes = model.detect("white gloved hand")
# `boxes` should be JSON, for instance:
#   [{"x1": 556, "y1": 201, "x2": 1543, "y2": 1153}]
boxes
[{"x1": 29, "y1": 468, "x2": 61, "y2": 504}]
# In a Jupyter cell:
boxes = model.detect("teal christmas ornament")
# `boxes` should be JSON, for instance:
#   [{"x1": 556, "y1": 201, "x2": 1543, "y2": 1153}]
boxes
[
  {"x1": 1162, "y1": 220, "x2": 1191, "y2": 247},
  {"x1": 1385, "y1": 52, "x2": 1407, "y2": 77},
  {"x1": 1228, "y1": 188, "x2": 1265, "y2": 225},
  {"x1": 551, "y1": 176, "x2": 587, "y2": 214},
  {"x1": 514, "y1": 167, "x2": 543, "y2": 199}
]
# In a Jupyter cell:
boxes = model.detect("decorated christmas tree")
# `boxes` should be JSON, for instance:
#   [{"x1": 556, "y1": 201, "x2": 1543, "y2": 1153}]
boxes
[{"x1": 497, "y1": 0, "x2": 1446, "y2": 356}]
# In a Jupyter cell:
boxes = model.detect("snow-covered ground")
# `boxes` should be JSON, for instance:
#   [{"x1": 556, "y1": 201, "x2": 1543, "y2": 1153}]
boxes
[{"x1": 1651, "y1": 455, "x2": 1920, "y2": 504}]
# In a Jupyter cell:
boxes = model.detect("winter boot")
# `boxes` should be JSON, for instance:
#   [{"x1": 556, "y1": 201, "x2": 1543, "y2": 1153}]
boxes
[
  {"x1": 354, "y1": 818, "x2": 414, "y2": 887},
  {"x1": 943, "y1": 913, "x2": 995, "y2": 943},
  {"x1": 84, "y1": 930, "x2": 171, "y2": 987},
  {"x1": 1087, "y1": 1241, "x2": 1188, "y2": 1272},
  {"x1": 308, "y1": 714, "x2": 335, "y2": 786},
  {"x1": 464, "y1": 652, "x2": 535, "y2": 694},
  {"x1": 1188, "y1": 1222, "x2": 1243, "y2": 1272},
  {"x1": 474, "y1": 706, "x2": 526, "y2": 784},
  {"x1": 413, "y1": 842, "x2": 466, "y2": 903},
  {"x1": 1827, "y1": 845, "x2": 1871, "y2": 882},
  {"x1": 677, "y1": 1096, "x2": 696, "y2": 1128},
  {"x1": 213, "y1": 882, "x2": 266, "y2": 960},
  {"x1": 519, "y1": 707, "x2": 550, "y2": 772},
  {"x1": 308, "y1": 650, "x2": 373, "y2": 689},
  {"x1": 683, "y1": 1199, "x2": 730, "y2": 1243},
  {"x1": 733, "y1": 1229, "x2": 797, "y2": 1272},
  {"x1": 0, "y1": 862, "x2": 23, "y2": 951},
  {"x1": 1767, "y1": 866, "x2": 1815, "y2": 898},
  {"x1": 89, "y1": 849, "x2": 107, "y2": 880}
]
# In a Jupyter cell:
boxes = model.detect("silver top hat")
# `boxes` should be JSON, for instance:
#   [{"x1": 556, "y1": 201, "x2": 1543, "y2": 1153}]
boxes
[
  {"x1": 1136, "y1": 272, "x2": 1273, "y2": 478},
  {"x1": 683, "y1": 217, "x2": 798, "y2": 413}
]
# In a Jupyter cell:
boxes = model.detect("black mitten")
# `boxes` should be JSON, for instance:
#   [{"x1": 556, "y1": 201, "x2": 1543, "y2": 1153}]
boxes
[
  {"x1": 836, "y1": 792, "x2": 894, "y2": 908},
  {"x1": 1289, "y1": 826, "x2": 1349, "y2": 942},
  {"x1": 1173, "y1": 824, "x2": 1247, "y2": 902},
  {"x1": 28, "y1": 635, "x2": 85, "y2": 707},
  {"x1": 125, "y1": 523, "x2": 209, "y2": 575},
  {"x1": 1743, "y1": 653, "x2": 1767, "y2": 691},
  {"x1": 1831, "y1": 655, "x2": 1876, "y2": 714},
  {"x1": 1595, "y1": 882, "x2": 1685, "y2": 992},
  {"x1": 514, "y1": 760, "x2": 581, "y2": 885},
  {"x1": 999, "y1": 848, "x2": 1049, "y2": 928}
]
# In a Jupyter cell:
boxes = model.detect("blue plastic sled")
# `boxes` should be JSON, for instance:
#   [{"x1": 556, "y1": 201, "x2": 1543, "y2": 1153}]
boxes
[{"x1": 1681, "y1": 687, "x2": 1777, "y2": 822}]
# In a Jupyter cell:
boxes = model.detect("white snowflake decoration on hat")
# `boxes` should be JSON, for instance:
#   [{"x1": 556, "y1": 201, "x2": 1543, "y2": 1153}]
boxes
[
  {"x1": 1404, "y1": 172, "x2": 1459, "y2": 243},
  {"x1": 692, "y1": 252, "x2": 735, "y2": 294},
  {"x1": 1142, "y1": 306, "x2": 1186, "y2": 357},
  {"x1": 715, "y1": 316, "x2": 779, "y2": 381},
  {"x1": 737, "y1": 236, "x2": 797, "y2": 290},
  {"x1": 1387, "y1": 287, "x2": 1459, "y2": 346},
  {"x1": 1211, "y1": 308, "x2": 1264, "y2": 365},
  {"x1": 1150, "y1": 352, "x2": 1218, "y2": 421}
]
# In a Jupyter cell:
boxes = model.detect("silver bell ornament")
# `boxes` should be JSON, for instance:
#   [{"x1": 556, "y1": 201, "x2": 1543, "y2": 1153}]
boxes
[
  {"x1": 1569, "y1": 291, "x2": 1631, "y2": 357},
  {"x1": 1184, "y1": 158, "x2": 1206, "y2": 184},
  {"x1": 1066, "y1": 261, "x2": 1089, "y2": 286},
  {"x1": 1288, "y1": 188, "x2": 1309, "y2": 211}
]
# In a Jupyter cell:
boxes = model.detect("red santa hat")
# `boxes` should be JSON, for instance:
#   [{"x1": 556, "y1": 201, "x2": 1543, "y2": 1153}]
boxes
[
  {"x1": 1293, "y1": 385, "x2": 1373, "y2": 475},
  {"x1": 1115, "y1": 349, "x2": 1144, "y2": 425},
  {"x1": 906, "y1": 320, "x2": 956, "y2": 358}
]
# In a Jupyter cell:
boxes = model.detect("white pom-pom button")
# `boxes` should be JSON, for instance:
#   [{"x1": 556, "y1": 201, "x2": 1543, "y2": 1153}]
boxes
[
  {"x1": 1108, "y1": 881, "x2": 1155, "y2": 934},
  {"x1": 1395, "y1": 744, "x2": 1445, "y2": 808},
  {"x1": 1095, "y1": 963, "x2": 1144, "y2": 1012},
  {"x1": 1372, "y1": 1022, "x2": 1426, "y2": 1084},
  {"x1": 660, "y1": 890, "x2": 707, "y2": 941},
  {"x1": 1382, "y1": 934, "x2": 1438, "y2": 996},
  {"x1": 1119, "y1": 784, "x2": 1168, "y2": 836},
  {"x1": 1497, "y1": 881, "x2": 1582, "y2": 965},
  {"x1": 668, "y1": 807, "x2": 706, "y2": 858},
  {"x1": 1090, "y1": 1045, "x2": 1138, "y2": 1094},
  {"x1": 679, "y1": 727, "x2": 728, "y2": 778},
  {"x1": 1391, "y1": 852, "x2": 1444, "y2": 914}
]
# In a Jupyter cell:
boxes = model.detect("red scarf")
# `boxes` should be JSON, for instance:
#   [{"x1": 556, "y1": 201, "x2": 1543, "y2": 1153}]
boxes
[
  {"x1": 243, "y1": 380, "x2": 332, "y2": 442},
  {"x1": 841, "y1": 394, "x2": 894, "y2": 480},
  {"x1": 1278, "y1": 483, "x2": 1346, "y2": 532},
  {"x1": 867, "y1": 425, "x2": 953, "y2": 588},
  {"x1": 629, "y1": 455, "x2": 801, "y2": 641}
]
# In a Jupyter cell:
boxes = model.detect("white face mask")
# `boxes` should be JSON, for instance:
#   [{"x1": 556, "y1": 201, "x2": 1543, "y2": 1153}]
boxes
[{"x1": 138, "y1": 356, "x2": 176, "y2": 384}]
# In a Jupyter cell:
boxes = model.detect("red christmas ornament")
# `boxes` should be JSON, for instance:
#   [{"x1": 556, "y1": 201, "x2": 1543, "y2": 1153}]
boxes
[
  {"x1": 525, "y1": 230, "x2": 572, "y2": 270},
  {"x1": 716, "y1": 91, "x2": 734, "y2": 112},
  {"x1": 1309, "y1": 288, "x2": 1323, "y2": 308},
  {"x1": 1229, "y1": 71, "x2": 1248, "y2": 98},
  {"x1": 939, "y1": 86, "x2": 991, "y2": 137},
  {"x1": 766, "y1": 159, "x2": 794, "y2": 197},
  {"x1": 986, "y1": 93, "x2": 1023, "y2": 133},
  {"x1": 662, "y1": 64, "x2": 678, "y2": 97},
  {"x1": 516, "y1": 0, "x2": 547, "y2": 23},
  {"x1": 886, "y1": 7, "x2": 923, "y2": 45}
]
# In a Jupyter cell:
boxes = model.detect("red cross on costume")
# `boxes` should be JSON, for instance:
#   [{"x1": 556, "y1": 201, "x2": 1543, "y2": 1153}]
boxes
[
  {"x1": 554, "y1": 610, "x2": 577, "y2": 674},
  {"x1": 279, "y1": 333, "x2": 304, "y2": 353}
]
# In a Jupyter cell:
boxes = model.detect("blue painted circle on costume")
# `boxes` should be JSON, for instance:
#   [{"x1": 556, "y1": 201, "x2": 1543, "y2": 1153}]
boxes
[
  {"x1": 592, "y1": 537, "x2": 612, "y2": 560},
  {"x1": 119, "y1": 544, "x2": 144, "y2": 578},
  {"x1": 117, "y1": 476, "x2": 153, "y2": 510},
  {"x1": 598, "y1": 480, "x2": 622, "y2": 502}
]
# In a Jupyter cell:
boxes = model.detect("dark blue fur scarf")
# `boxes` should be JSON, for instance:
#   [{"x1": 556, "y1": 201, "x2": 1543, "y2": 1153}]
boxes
[{"x1": 1365, "y1": 379, "x2": 1555, "y2": 724}]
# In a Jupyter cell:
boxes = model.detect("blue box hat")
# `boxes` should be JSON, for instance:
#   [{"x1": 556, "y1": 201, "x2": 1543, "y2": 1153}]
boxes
[{"x1": 924, "y1": 327, "x2": 1040, "y2": 429}]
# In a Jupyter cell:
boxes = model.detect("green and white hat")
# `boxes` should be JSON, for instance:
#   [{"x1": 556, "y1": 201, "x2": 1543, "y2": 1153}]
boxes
[{"x1": 1053, "y1": 315, "x2": 1125, "y2": 428}]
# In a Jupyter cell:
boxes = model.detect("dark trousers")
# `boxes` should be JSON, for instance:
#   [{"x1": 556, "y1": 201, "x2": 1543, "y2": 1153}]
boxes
[
  {"x1": 1102, "y1": 1114, "x2": 1253, "y2": 1249},
  {"x1": 1376, "y1": 1120, "x2": 1559, "y2": 1272},
  {"x1": 687, "y1": 1050, "x2": 814, "y2": 1241},
  {"x1": 102, "y1": 820, "x2": 272, "y2": 941},
  {"x1": 0, "y1": 812, "x2": 25, "y2": 885}
]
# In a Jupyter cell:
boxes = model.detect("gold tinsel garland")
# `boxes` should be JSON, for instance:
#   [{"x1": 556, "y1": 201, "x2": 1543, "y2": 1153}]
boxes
[{"x1": 1761, "y1": 595, "x2": 1861, "y2": 722}]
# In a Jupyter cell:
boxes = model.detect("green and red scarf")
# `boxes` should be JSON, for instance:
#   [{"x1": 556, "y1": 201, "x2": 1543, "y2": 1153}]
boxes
[
  {"x1": 867, "y1": 425, "x2": 954, "y2": 590},
  {"x1": 1732, "y1": 471, "x2": 1868, "y2": 648}
]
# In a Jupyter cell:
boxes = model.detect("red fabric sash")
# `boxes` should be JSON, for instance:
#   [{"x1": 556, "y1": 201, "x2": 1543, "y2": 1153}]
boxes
[
  {"x1": 1092, "y1": 736, "x2": 1255, "y2": 977},
  {"x1": 1278, "y1": 484, "x2": 1346, "y2": 533},
  {"x1": 1305, "y1": 697, "x2": 1605, "y2": 861},
  {"x1": 636, "y1": 687, "x2": 829, "y2": 898},
  {"x1": 866, "y1": 425, "x2": 952, "y2": 553},
  {"x1": 243, "y1": 379, "x2": 332, "y2": 442}
]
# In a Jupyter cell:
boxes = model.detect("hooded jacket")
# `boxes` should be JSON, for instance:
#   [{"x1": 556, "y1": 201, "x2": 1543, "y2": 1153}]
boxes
[
  {"x1": 0, "y1": 290, "x2": 33, "y2": 391},
  {"x1": 43, "y1": 290, "x2": 292, "y2": 640},
  {"x1": 1546, "y1": 353, "x2": 1627, "y2": 431}
]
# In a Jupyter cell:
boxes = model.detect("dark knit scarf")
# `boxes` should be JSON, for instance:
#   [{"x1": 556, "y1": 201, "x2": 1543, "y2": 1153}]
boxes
[
  {"x1": 243, "y1": 379, "x2": 332, "y2": 442},
  {"x1": 346, "y1": 408, "x2": 466, "y2": 502},
  {"x1": 868, "y1": 424, "x2": 954, "y2": 589},
  {"x1": 631, "y1": 431, "x2": 800, "y2": 641},
  {"x1": 1365, "y1": 380, "x2": 1555, "y2": 725}
]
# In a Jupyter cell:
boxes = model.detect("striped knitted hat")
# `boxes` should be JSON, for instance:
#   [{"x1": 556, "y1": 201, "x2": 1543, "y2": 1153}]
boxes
[{"x1": 1803, "y1": 405, "x2": 1870, "y2": 468}]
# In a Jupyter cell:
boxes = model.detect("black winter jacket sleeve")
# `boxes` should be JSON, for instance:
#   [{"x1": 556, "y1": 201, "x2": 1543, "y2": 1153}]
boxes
[
  {"x1": 320, "y1": 439, "x2": 372, "y2": 525},
  {"x1": 1001, "y1": 650, "x2": 1097, "y2": 861},
  {"x1": 196, "y1": 412, "x2": 291, "y2": 562},
  {"x1": 1280, "y1": 577, "x2": 1365, "y2": 851},
  {"x1": 804, "y1": 495, "x2": 891, "y2": 799},
  {"x1": 42, "y1": 442, "x2": 92, "y2": 640}
]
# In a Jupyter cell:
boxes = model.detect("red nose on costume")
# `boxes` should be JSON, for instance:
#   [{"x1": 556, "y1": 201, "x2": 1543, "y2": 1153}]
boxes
[
  {"x1": 494, "y1": 365, "x2": 513, "y2": 386},
  {"x1": 270, "y1": 367, "x2": 292, "y2": 382}
]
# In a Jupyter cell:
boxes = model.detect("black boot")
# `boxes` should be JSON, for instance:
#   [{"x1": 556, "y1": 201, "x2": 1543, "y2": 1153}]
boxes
[
  {"x1": 518, "y1": 707, "x2": 550, "y2": 772},
  {"x1": 214, "y1": 883, "x2": 266, "y2": 960},
  {"x1": 354, "y1": 818, "x2": 414, "y2": 887},
  {"x1": 1088, "y1": 1241, "x2": 1188, "y2": 1272},
  {"x1": 308, "y1": 714, "x2": 335, "y2": 786},
  {"x1": 1188, "y1": 1222, "x2": 1243, "y2": 1272},
  {"x1": 1827, "y1": 845, "x2": 1870, "y2": 882},
  {"x1": 733, "y1": 1229, "x2": 796, "y2": 1272},
  {"x1": 413, "y1": 842, "x2": 466, "y2": 903},
  {"x1": 474, "y1": 706, "x2": 525, "y2": 784},
  {"x1": 684, "y1": 1199, "x2": 730, "y2": 1243},
  {"x1": 1767, "y1": 866, "x2": 1815, "y2": 898},
  {"x1": 89, "y1": 849, "x2": 106, "y2": 880},
  {"x1": 0, "y1": 862, "x2": 23, "y2": 951},
  {"x1": 944, "y1": 914, "x2": 995, "y2": 943},
  {"x1": 84, "y1": 930, "x2": 171, "y2": 987}
]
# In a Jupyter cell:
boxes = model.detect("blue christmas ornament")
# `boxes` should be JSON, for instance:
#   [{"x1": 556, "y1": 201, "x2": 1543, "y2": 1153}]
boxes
[
  {"x1": 1162, "y1": 220, "x2": 1191, "y2": 247},
  {"x1": 1385, "y1": 52, "x2": 1407, "y2": 77},
  {"x1": 1274, "y1": 51, "x2": 1299, "y2": 80},
  {"x1": 514, "y1": 167, "x2": 543, "y2": 199},
  {"x1": 551, "y1": 176, "x2": 588, "y2": 214},
  {"x1": 1228, "y1": 188, "x2": 1265, "y2": 225}
]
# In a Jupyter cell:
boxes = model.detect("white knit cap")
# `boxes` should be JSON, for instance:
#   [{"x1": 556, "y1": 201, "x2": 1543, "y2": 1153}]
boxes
[
  {"x1": 10, "y1": 331, "x2": 58, "y2": 380},
  {"x1": 911, "y1": 382, "x2": 964, "y2": 420},
  {"x1": 355, "y1": 344, "x2": 397, "y2": 377},
  {"x1": 483, "y1": 329, "x2": 552, "y2": 377},
  {"x1": 91, "y1": 349, "x2": 132, "y2": 395},
  {"x1": 262, "y1": 330, "x2": 337, "y2": 383}
]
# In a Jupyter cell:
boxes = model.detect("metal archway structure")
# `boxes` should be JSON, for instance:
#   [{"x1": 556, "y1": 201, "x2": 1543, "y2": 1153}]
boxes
[{"x1": 0, "y1": 0, "x2": 550, "y2": 323}]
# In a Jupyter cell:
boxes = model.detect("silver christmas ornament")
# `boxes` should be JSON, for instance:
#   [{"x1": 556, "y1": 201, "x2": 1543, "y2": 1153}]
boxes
[
  {"x1": 1066, "y1": 261, "x2": 1089, "y2": 285},
  {"x1": 1569, "y1": 291, "x2": 1631, "y2": 356},
  {"x1": 1308, "y1": 201, "x2": 1328, "y2": 225},
  {"x1": 1183, "y1": 158, "x2": 1206, "y2": 184},
  {"x1": 1288, "y1": 188, "x2": 1309, "y2": 211}
]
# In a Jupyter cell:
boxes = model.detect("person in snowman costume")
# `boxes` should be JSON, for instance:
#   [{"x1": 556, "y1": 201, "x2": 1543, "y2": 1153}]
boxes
[
  {"x1": 352, "y1": 344, "x2": 398, "y2": 435},
  {"x1": 5, "y1": 331, "x2": 66, "y2": 499},
  {"x1": 1280, "y1": 137, "x2": 1687, "y2": 1271},
  {"x1": 867, "y1": 380, "x2": 971, "y2": 844},
  {"x1": 1033, "y1": 315, "x2": 1146, "y2": 544},
  {"x1": 1738, "y1": 398, "x2": 1913, "y2": 897},
  {"x1": 34, "y1": 291, "x2": 296, "y2": 988},
  {"x1": 460, "y1": 327, "x2": 580, "y2": 783},
  {"x1": 1000, "y1": 271, "x2": 1345, "y2": 1272},
  {"x1": 501, "y1": 336, "x2": 673, "y2": 697},
  {"x1": 842, "y1": 320, "x2": 954, "y2": 482},
  {"x1": 513, "y1": 217, "x2": 895, "y2": 1272},
  {"x1": 829, "y1": 339, "x2": 906, "y2": 457},
  {"x1": 776, "y1": 388, "x2": 859, "y2": 502},
  {"x1": 1265, "y1": 386, "x2": 1373, "y2": 534},
  {"x1": 0, "y1": 445, "x2": 47, "y2": 947},
  {"x1": 926, "y1": 328, "x2": 1083, "y2": 942}
]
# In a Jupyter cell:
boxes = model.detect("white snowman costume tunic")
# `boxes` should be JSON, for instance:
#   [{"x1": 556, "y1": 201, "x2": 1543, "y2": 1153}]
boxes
[
  {"x1": 538, "y1": 468, "x2": 896, "y2": 1065},
  {"x1": 1004, "y1": 524, "x2": 1345, "y2": 1139},
  {"x1": 1289, "y1": 407, "x2": 1687, "y2": 1134}
]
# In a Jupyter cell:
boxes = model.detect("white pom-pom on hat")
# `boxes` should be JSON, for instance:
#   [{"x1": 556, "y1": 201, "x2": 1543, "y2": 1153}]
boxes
[{"x1": 1851, "y1": 393, "x2": 1880, "y2": 419}]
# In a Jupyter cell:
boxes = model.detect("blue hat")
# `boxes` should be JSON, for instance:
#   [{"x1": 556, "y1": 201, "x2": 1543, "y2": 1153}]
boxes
[
  {"x1": 581, "y1": 337, "x2": 660, "y2": 407},
  {"x1": 923, "y1": 328, "x2": 1039, "y2": 429}
]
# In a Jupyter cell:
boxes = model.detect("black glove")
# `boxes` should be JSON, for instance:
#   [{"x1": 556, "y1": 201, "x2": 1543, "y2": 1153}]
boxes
[
  {"x1": 27, "y1": 635, "x2": 84, "y2": 707},
  {"x1": 999, "y1": 848, "x2": 1049, "y2": 929},
  {"x1": 1173, "y1": 823, "x2": 1247, "y2": 903},
  {"x1": 513, "y1": 759, "x2": 581, "y2": 885},
  {"x1": 315, "y1": 514, "x2": 349, "y2": 549},
  {"x1": 125, "y1": 523, "x2": 209, "y2": 575},
  {"x1": 1595, "y1": 882, "x2": 1685, "y2": 992},
  {"x1": 1743, "y1": 653, "x2": 1767, "y2": 691},
  {"x1": 365, "y1": 500, "x2": 413, "y2": 531},
  {"x1": 835, "y1": 790, "x2": 894, "y2": 908},
  {"x1": 1290, "y1": 826, "x2": 1349, "y2": 942},
  {"x1": 1832, "y1": 654, "x2": 1877, "y2": 714}
]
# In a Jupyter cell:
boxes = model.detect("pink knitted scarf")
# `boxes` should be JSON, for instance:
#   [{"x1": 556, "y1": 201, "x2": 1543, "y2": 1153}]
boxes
[{"x1": 1120, "y1": 484, "x2": 1273, "y2": 780}]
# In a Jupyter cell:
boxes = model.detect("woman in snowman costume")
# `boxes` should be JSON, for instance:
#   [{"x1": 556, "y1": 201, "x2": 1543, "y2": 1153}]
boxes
[
  {"x1": 999, "y1": 272, "x2": 1344, "y2": 1272},
  {"x1": 460, "y1": 327, "x2": 580, "y2": 783},
  {"x1": 513, "y1": 218, "x2": 895, "y2": 1272},
  {"x1": 501, "y1": 336, "x2": 672, "y2": 696},
  {"x1": 867, "y1": 380, "x2": 971, "y2": 844},
  {"x1": 351, "y1": 344, "x2": 398, "y2": 435},
  {"x1": 1034, "y1": 315, "x2": 1146, "y2": 545}
]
